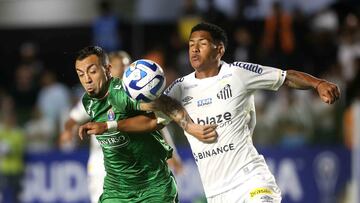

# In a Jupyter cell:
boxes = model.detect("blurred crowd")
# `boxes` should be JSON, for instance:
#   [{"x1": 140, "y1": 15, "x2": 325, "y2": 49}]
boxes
[{"x1": 0, "y1": 0, "x2": 360, "y2": 200}]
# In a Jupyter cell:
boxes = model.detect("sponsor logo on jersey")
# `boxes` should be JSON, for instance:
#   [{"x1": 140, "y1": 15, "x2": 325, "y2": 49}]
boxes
[
  {"x1": 217, "y1": 84, "x2": 232, "y2": 100},
  {"x1": 184, "y1": 84, "x2": 198, "y2": 90},
  {"x1": 196, "y1": 112, "x2": 232, "y2": 128},
  {"x1": 164, "y1": 77, "x2": 184, "y2": 95},
  {"x1": 260, "y1": 195, "x2": 274, "y2": 202},
  {"x1": 107, "y1": 109, "x2": 115, "y2": 121},
  {"x1": 197, "y1": 98, "x2": 212, "y2": 107},
  {"x1": 232, "y1": 62, "x2": 263, "y2": 74},
  {"x1": 97, "y1": 132, "x2": 130, "y2": 149},
  {"x1": 182, "y1": 96, "x2": 193, "y2": 106},
  {"x1": 249, "y1": 188, "x2": 273, "y2": 198},
  {"x1": 193, "y1": 143, "x2": 235, "y2": 161},
  {"x1": 113, "y1": 84, "x2": 122, "y2": 90}
]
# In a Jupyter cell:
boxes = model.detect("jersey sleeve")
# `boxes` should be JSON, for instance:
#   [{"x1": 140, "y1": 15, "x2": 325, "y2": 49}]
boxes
[
  {"x1": 233, "y1": 62, "x2": 286, "y2": 91},
  {"x1": 69, "y1": 99, "x2": 91, "y2": 124},
  {"x1": 164, "y1": 78, "x2": 183, "y2": 101}
]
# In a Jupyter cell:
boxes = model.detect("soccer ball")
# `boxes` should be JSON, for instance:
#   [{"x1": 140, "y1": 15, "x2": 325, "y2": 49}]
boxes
[{"x1": 122, "y1": 59, "x2": 166, "y2": 102}]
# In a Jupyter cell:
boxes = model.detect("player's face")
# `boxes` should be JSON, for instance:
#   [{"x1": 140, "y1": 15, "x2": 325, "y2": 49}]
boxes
[
  {"x1": 75, "y1": 54, "x2": 110, "y2": 98},
  {"x1": 189, "y1": 31, "x2": 220, "y2": 71},
  {"x1": 110, "y1": 57, "x2": 128, "y2": 78}
]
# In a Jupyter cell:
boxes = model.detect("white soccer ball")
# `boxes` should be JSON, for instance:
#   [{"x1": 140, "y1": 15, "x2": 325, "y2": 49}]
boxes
[{"x1": 122, "y1": 59, "x2": 166, "y2": 102}]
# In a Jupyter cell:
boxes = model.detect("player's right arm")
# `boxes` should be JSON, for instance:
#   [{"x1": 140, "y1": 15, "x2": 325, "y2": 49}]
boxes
[{"x1": 78, "y1": 113, "x2": 163, "y2": 139}]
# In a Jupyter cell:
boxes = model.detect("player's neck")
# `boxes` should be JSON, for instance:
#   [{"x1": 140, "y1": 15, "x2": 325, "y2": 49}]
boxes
[
  {"x1": 195, "y1": 63, "x2": 221, "y2": 79},
  {"x1": 94, "y1": 81, "x2": 110, "y2": 100}
]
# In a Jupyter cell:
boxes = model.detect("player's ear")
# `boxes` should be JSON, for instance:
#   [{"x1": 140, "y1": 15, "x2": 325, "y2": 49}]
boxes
[
  {"x1": 105, "y1": 64, "x2": 112, "y2": 78},
  {"x1": 217, "y1": 42, "x2": 225, "y2": 59}
]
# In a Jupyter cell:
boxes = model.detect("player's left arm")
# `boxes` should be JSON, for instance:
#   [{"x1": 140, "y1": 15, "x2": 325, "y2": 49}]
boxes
[{"x1": 284, "y1": 69, "x2": 340, "y2": 104}]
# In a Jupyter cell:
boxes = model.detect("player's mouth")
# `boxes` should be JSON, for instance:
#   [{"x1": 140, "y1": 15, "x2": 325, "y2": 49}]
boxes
[
  {"x1": 86, "y1": 87, "x2": 95, "y2": 92},
  {"x1": 191, "y1": 55, "x2": 200, "y2": 62}
]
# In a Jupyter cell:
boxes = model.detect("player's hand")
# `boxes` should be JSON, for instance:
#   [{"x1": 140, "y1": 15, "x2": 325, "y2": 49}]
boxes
[
  {"x1": 59, "y1": 130, "x2": 73, "y2": 146},
  {"x1": 316, "y1": 80, "x2": 340, "y2": 104},
  {"x1": 78, "y1": 122, "x2": 107, "y2": 140},
  {"x1": 186, "y1": 123, "x2": 218, "y2": 143}
]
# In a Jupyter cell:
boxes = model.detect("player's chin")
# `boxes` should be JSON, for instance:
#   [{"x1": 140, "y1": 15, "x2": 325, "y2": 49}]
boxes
[
  {"x1": 190, "y1": 61, "x2": 202, "y2": 70},
  {"x1": 86, "y1": 90, "x2": 97, "y2": 97}
]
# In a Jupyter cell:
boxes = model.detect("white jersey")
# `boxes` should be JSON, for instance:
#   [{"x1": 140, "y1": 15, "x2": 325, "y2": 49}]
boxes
[
  {"x1": 165, "y1": 61, "x2": 286, "y2": 197},
  {"x1": 69, "y1": 100, "x2": 105, "y2": 203},
  {"x1": 70, "y1": 100, "x2": 104, "y2": 175}
]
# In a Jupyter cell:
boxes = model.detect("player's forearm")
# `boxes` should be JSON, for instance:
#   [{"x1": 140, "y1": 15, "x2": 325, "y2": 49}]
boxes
[
  {"x1": 117, "y1": 114, "x2": 162, "y2": 133},
  {"x1": 284, "y1": 70, "x2": 324, "y2": 90},
  {"x1": 150, "y1": 95, "x2": 192, "y2": 131}
]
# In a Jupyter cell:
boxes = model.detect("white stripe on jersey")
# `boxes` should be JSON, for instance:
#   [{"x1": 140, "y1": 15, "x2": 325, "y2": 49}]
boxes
[{"x1": 165, "y1": 61, "x2": 286, "y2": 197}]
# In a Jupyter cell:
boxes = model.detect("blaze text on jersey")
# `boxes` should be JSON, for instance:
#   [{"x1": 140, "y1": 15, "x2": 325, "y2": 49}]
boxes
[
  {"x1": 196, "y1": 112, "x2": 232, "y2": 128},
  {"x1": 193, "y1": 143, "x2": 235, "y2": 161}
]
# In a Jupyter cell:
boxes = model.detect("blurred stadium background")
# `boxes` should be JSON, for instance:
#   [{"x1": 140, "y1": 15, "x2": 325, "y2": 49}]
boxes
[{"x1": 0, "y1": 0, "x2": 359, "y2": 202}]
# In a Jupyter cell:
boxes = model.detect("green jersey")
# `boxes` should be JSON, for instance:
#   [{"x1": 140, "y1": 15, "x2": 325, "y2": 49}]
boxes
[{"x1": 81, "y1": 78, "x2": 178, "y2": 202}]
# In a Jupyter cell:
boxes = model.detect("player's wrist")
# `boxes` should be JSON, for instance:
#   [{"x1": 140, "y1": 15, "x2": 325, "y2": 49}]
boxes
[
  {"x1": 315, "y1": 80, "x2": 326, "y2": 91},
  {"x1": 106, "y1": 121, "x2": 118, "y2": 132}
]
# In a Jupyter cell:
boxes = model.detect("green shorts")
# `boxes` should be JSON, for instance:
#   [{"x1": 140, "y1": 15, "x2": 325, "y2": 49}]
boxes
[{"x1": 99, "y1": 175, "x2": 178, "y2": 203}]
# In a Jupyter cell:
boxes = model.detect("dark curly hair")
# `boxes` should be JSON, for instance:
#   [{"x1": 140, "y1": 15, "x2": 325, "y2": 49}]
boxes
[
  {"x1": 76, "y1": 46, "x2": 109, "y2": 67},
  {"x1": 191, "y1": 22, "x2": 228, "y2": 49}
]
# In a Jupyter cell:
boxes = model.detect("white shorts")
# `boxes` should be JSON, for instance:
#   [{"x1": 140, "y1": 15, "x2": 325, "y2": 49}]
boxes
[
  {"x1": 207, "y1": 173, "x2": 281, "y2": 203},
  {"x1": 87, "y1": 148, "x2": 105, "y2": 203},
  {"x1": 87, "y1": 172, "x2": 105, "y2": 203}
]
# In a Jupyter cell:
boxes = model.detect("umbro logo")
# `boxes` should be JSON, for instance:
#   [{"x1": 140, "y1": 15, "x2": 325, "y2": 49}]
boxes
[
  {"x1": 217, "y1": 84, "x2": 232, "y2": 100},
  {"x1": 182, "y1": 96, "x2": 193, "y2": 106}
]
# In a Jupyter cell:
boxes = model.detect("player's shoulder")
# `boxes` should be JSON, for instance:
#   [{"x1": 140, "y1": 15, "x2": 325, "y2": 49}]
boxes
[{"x1": 109, "y1": 77, "x2": 123, "y2": 89}]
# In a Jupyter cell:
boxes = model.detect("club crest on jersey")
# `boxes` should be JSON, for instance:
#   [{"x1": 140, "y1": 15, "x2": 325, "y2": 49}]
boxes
[
  {"x1": 217, "y1": 84, "x2": 232, "y2": 100},
  {"x1": 107, "y1": 109, "x2": 115, "y2": 121}
]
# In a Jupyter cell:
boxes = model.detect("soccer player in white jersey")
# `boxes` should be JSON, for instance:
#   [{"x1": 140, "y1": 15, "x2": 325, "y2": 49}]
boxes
[
  {"x1": 59, "y1": 50, "x2": 183, "y2": 203},
  {"x1": 163, "y1": 22, "x2": 340, "y2": 203}
]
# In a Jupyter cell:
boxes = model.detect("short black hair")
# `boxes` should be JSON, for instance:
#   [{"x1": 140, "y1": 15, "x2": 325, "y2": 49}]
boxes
[
  {"x1": 191, "y1": 22, "x2": 228, "y2": 49},
  {"x1": 76, "y1": 46, "x2": 109, "y2": 67}
]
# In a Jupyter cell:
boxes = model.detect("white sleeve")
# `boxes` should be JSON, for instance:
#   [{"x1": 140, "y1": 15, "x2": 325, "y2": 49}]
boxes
[
  {"x1": 234, "y1": 62, "x2": 286, "y2": 91},
  {"x1": 164, "y1": 78, "x2": 183, "y2": 101},
  {"x1": 69, "y1": 100, "x2": 91, "y2": 124},
  {"x1": 157, "y1": 78, "x2": 185, "y2": 125}
]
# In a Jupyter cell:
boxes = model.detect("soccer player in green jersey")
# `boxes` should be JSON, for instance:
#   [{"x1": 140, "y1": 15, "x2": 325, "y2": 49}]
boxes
[{"x1": 74, "y1": 46, "x2": 217, "y2": 203}]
